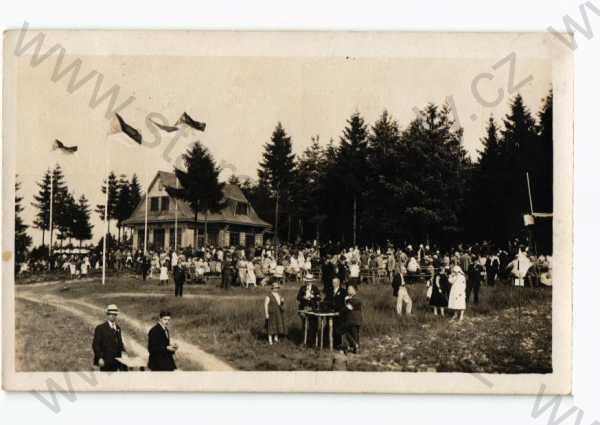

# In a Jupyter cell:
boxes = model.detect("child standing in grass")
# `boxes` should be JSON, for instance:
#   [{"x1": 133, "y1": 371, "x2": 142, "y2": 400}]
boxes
[
  {"x1": 265, "y1": 281, "x2": 286, "y2": 345},
  {"x1": 160, "y1": 262, "x2": 169, "y2": 286}
]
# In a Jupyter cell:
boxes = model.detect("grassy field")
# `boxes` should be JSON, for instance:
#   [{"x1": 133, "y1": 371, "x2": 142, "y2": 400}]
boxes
[
  {"x1": 16, "y1": 274, "x2": 552, "y2": 372},
  {"x1": 15, "y1": 298, "x2": 95, "y2": 371}
]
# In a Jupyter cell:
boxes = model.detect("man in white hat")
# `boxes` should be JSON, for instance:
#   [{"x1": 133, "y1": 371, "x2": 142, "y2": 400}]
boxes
[
  {"x1": 92, "y1": 304, "x2": 126, "y2": 371},
  {"x1": 297, "y1": 273, "x2": 321, "y2": 341}
]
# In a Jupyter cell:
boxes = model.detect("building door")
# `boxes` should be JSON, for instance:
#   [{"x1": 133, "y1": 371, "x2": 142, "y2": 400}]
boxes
[{"x1": 154, "y1": 228, "x2": 165, "y2": 251}]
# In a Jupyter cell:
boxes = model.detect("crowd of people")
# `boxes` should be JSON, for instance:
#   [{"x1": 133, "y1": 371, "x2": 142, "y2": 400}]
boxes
[
  {"x1": 259, "y1": 240, "x2": 552, "y2": 354},
  {"x1": 27, "y1": 239, "x2": 551, "y2": 361}
]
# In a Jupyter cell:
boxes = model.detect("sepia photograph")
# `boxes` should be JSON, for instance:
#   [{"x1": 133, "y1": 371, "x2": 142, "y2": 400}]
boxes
[{"x1": 2, "y1": 30, "x2": 573, "y2": 393}]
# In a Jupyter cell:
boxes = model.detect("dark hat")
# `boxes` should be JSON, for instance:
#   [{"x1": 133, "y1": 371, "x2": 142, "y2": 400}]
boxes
[{"x1": 159, "y1": 310, "x2": 171, "y2": 318}]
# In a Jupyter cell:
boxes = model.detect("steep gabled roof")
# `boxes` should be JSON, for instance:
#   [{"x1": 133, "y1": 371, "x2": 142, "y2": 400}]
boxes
[{"x1": 122, "y1": 171, "x2": 271, "y2": 228}]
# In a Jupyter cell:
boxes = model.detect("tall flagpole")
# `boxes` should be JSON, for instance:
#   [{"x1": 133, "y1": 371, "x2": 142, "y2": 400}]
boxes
[
  {"x1": 174, "y1": 177, "x2": 178, "y2": 252},
  {"x1": 102, "y1": 146, "x2": 110, "y2": 286},
  {"x1": 49, "y1": 168, "x2": 54, "y2": 259},
  {"x1": 144, "y1": 183, "x2": 149, "y2": 255},
  {"x1": 526, "y1": 172, "x2": 534, "y2": 215}
]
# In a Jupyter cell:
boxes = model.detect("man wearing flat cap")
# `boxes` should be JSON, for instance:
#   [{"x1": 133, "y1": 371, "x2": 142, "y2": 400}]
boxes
[
  {"x1": 92, "y1": 304, "x2": 126, "y2": 371},
  {"x1": 148, "y1": 311, "x2": 178, "y2": 371}
]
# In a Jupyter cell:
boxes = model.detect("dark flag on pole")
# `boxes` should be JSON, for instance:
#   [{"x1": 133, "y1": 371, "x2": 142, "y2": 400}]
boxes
[
  {"x1": 110, "y1": 113, "x2": 143, "y2": 144},
  {"x1": 52, "y1": 139, "x2": 78, "y2": 153},
  {"x1": 150, "y1": 119, "x2": 180, "y2": 133},
  {"x1": 177, "y1": 112, "x2": 206, "y2": 131}
]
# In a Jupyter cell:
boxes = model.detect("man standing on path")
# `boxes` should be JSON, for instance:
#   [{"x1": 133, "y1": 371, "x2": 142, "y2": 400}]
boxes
[
  {"x1": 92, "y1": 304, "x2": 127, "y2": 371},
  {"x1": 148, "y1": 311, "x2": 178, "y2": 371},
  {"x1": 174, "y1": 264, "x2": 186, "y2": 297}
]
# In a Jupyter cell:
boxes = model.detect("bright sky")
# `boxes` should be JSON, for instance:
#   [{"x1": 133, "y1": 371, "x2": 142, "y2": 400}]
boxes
[{"x1": 16, "y1": 55, "x2": 552, "y2": 245}]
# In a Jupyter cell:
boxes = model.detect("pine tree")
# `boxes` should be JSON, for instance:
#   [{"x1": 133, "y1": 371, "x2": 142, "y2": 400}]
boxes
[
  {"x1": 500, "y1": 94, "x2": 539, "y2": 239},
  {"x1": 469, "y1": 115, "x2": 504, "y2": 242},
  {"x1": 72, "y1": 195, "x2": 93, "y2": 247},
  {"x1": 115, "y1": 174, "x2": 132, "y2": 242},
  {"x1": 167, "y1": 142, "x2": 225, "y2": 249},
  {"x1": 399, "y1": 103, "x2": 469, "y2": 244},
  {"x1": 129, "y1": 174, "x2": 143, "y2": 212},
  {"x1": 258, "y1": 122, "x2": 296, "y2": 245},
  {"x1": 49, "y1": 165, "x2": 68, "y2": 249},
  {"x1": 336, "y1": 112, "x2": 369, "y2": 245},
  {"x1": 15, "y1": 177, "x2": 32, "y2": 270},
  {"x1": 363, "y1": 110, "x2": 402, "y2": 243},
  {"x1": 96, "y1": 171, "x2": 119, "y2": 239},
  {"x1": 31, "y1": 169, "x2": 52, "y2": 247},
  {"x1": 56, "y1": 191, "x2": 77, "y2": 246},
  {"x1": 536, "y1": 90, "x2": 553, "y2": 213},
  {"x1": 293, "y1": 136, "x2": 327, "y2": 241}
]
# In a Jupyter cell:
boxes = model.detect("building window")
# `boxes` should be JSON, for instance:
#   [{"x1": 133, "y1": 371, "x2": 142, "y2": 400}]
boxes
[
  {"x1": 154, "y1": 228, "x2": 165, "y2": 250},
  {"x1": 235, "y1": 202, "x2": 248, "y2": 216},
  {"x1": 161, "y1": 196, "x2": 170, "y2": 211},
  {"x1": 150, "y1": 197, "x2": 159, "y2": 211},
  {"x1": 169, "y1": 228, "x2": 182, "y2": 249}
]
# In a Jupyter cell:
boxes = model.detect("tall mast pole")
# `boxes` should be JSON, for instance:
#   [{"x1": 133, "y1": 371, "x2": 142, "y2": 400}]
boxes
[{"x1": 49, "y1": 169, "x2": 54, "y2": 259}]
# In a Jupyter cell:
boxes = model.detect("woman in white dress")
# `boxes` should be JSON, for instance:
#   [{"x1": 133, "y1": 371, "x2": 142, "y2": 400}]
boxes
[
  {"x1": 245, "y1": 259, "x2": 257, "y2": 287},
  {"x1": 448, "y1": 265, "x2": 466, "y2": 321},
  {"x1": 238, "y1": 259, "x2": 247, "y2": 287},
  {"x1": 297, "y1": 251, "x2": 306, "y2": 279}
]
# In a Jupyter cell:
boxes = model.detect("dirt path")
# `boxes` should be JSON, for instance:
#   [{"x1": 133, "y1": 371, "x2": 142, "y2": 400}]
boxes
[
  {"x1": 16, "y1": 291, "x2": 234, "y2": 371},
  {"x1": 96, "y1": 292, "x2": 264, "y2": 301}
]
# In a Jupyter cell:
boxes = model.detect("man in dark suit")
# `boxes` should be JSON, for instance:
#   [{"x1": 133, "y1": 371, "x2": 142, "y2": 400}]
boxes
[
  {"x1": 467, "y1": 261, "x2": 483, "y2": 304},
  {"x1": 321, "y1": 256, "x2": 335, "y2": 300},
  {"x1": 341, "y1": 284, "x2": 362, "y2": 354},
  {"x1": 173, "y1": 264, "x2": 186, "y2": 297},
  {"x1": 141, "y1": 254, "x2": 150, "y2": 281},
  {"x1": 329, "y1": 277, "x2": 347, "y2": 348},
  {"x1": 221, "y1": 255, "x2": 233, "y2": 290},
  {"x1": 92, "y1": 304, "x2": 126, "y2": 371},
  {"x1": 148, "y1": 311, "x2": 178, "y2": 371}
]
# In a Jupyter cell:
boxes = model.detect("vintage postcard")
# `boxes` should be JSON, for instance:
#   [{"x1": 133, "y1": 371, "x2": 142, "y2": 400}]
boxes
[{"x1": 2, "y1": 30, "x2": 573, "y2": 393}]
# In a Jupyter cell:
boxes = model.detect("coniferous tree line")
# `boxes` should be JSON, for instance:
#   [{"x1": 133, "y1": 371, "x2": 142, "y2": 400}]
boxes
[
  {"x1": 15, "y1": 177, "x2": 32, "y2": 270},
  {"x1": 95, "y1": 172, "x2": 143, "y2": 243},
  {"x1": 95, "y1": 172, "x2": 143, "y2": 244},
  {"x1": 242, "y1": 90, "x2": 553, "y2": 251},
  {"x1": 31, "y1": 165, "x2": 95, "y2": 248},
  {"x1": 29, "y1": 166, "x2": 142, "y2": 251}
]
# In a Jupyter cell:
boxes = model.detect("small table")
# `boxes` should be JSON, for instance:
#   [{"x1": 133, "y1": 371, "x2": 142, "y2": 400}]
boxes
[
  {"x1": 115, "y1": 355, "x2": 148, "y2": 371},
  {"x1": 299, "y1": 310, "x2": 339, "y2": 351}
]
